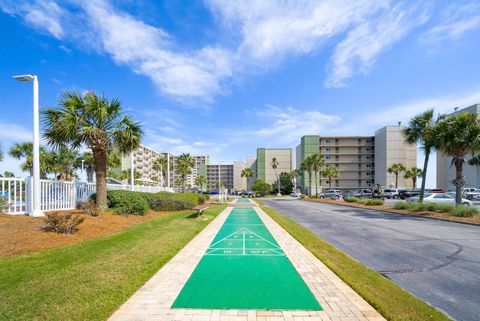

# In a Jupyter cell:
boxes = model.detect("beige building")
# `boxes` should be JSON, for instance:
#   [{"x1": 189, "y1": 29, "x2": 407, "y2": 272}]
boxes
[
  {"x1": 255, "y1": 148, "x2": 293, "y2": 185},
  {"x1": 233, "y1": 160, "x2": 247, "y2": 192},
  {"x1": 206, "y1": 164, "x2": 234, "y2": 192},
  {"x1": 437, "y1": 104, "x2": 480, "y2": 190},
  {"x1": 375, "y1": 126, "x2": 417, "y2": 189},
  {"x1": 296, "y1": 125, "x2": 416, "y2": 192}
]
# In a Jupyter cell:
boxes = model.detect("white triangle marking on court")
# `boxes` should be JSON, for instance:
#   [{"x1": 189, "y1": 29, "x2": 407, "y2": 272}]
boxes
[{"x1": 208, "y1": 227, "x2": 281, "y2": 250}]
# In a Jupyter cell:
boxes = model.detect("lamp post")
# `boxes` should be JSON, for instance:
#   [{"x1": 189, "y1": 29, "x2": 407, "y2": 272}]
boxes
[
  {"x1": 13, "y1": 74, "x2": 43, "y2": 217},
  {"x1": 130, "y1": 152, "x2": 134, "y2": 190},
  {"x1": 81, "y1": 159, "x2": 85, "y2": 181}
]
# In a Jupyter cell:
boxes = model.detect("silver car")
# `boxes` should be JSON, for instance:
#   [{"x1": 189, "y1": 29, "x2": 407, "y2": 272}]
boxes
[{"x1": 407, "y1": 193, "x2": 473, "y2": 206}]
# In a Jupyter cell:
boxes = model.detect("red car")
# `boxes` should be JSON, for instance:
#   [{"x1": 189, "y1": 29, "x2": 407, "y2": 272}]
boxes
[{"x1": 426, "y1": 188, "x2": 446, "y2": 193}]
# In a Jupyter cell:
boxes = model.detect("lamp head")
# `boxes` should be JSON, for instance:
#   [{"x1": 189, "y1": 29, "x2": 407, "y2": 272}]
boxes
[{"x1": 13, "y1": 74, "x2": 35, "y2": 82}]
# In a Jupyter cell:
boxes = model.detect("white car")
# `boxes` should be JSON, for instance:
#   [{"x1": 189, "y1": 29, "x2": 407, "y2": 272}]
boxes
[{"x1": 407, "y1": 193, "x2": 473, "y2": 206}]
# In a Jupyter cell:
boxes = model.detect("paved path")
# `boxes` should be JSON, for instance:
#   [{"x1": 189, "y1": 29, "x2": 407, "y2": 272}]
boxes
[
  {"x1": 109, "y1": 204, "x2": 385, "y2": 321},
  {"x1": 262, "y1": 199, "x2": 480, "y2": 321}
]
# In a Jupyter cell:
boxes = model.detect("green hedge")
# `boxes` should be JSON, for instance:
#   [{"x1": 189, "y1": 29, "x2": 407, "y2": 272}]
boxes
[
  {"x1": 344, "y1": 197, "x2": 384, "y2": 206},
  {"x1": 106, "y1": 190, "x2": 149, "y2": 215},
  {"x1": 394, "y1": 202, "x2": 478, "y2": 217}
]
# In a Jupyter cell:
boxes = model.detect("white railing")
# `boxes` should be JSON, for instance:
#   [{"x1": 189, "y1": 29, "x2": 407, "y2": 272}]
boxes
[
  {"x1": 0, "y1": 177, "x2": 27, "y2": 215},
  {"x1": 0, "y1": 177, "x2": 174, "y2": 215}
]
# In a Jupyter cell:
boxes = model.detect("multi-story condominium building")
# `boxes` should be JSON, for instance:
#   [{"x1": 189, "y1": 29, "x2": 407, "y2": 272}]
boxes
[
  {"x1": 296, "y1": 125, "x2": 416, "y2": 192},
  {"x1": 254, "y1": 148, "x2": 293, "y2": 185},
  {"x1": 233, "y1": 160, "x2": 247, "y2": 192},
  {"x1": 437, "y1": 104, "x2": 480, "y2": 190},
  {"x1": 121, "y1": 144, "x2": 209, "y2": 189},
  {"x1": 206, "y1": 164, "x2": 234, "y2": 192}
]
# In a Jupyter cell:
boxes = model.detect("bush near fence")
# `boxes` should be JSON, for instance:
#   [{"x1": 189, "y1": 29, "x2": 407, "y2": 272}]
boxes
[{"x1": 90, "y1": 190, "x2": 205, "y2": 215}]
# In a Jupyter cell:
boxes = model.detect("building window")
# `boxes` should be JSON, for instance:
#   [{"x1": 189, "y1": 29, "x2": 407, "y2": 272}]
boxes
[
  {"x1": 325, "y1": 148, "x2": 331, "y2": 152},
  {"x1": 325, "y1": 156, "x2": 331, "y2": 160}
]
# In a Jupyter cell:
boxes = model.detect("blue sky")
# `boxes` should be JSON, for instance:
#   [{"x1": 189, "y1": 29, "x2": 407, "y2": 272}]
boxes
[{"x1": 1, "y1": 1, "x2": 480, "y2": 187}]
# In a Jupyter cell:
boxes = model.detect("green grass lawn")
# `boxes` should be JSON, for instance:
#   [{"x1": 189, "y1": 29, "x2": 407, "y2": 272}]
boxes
[
  {"x1": 259, "y1": 203, "x2": 452, "y2": 321},
  {"x1": 0, "y1": 205, "x2": 226, "y2": 321}
]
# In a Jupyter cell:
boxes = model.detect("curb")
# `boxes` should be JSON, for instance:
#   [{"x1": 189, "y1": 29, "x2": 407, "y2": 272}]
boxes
[{"x1": 301, "y1": 199, "x2": 480, "y2": 227}]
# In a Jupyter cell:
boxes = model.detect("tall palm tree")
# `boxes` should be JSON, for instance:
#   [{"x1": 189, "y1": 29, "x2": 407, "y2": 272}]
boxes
[
  {"x1": 404, "y1": 167, "x2": 423, "y2": 188},
  {"x1": 42, "y1": 91, "x2": 143, "y2": 210},
  {"x1": 435, "y1": 112, "x2": 480, "y2": 205},
  {"x1": 300, "y1": 155, "x2": 314, "y2": 196},
  {"x1": 403, "y1": 109, "x2": 444, "y2": 202},
  {"x1": 271, "y1": 157, "x2": 280, "y2": 195},
  {"x1": 79, "y1": 151, "x2": 95, "y2": 182},
  {"x1": 312, "y1": 153, "x2": 325, "y2": 197},
  {"x1": 290, "y1": 169, "x2": 300, "y2": 191},
  {"x1": 195, "y1": 175, "x2": 207, "y2": 192},
  {"x1": 177, "y1": 153, "x2": 195, "y2": 192},
  {"x1": 241, "y1": 167, "x2": 255, "y2": 191},
  {"x1": 322, "y1": 166, "x2": 339, "y2": 189},
  {"x1": 9, "y1": 142, "x2": 52, "y2": 178},
  {"x1": 387, "y1": 163, "x2": 406, "y2": 188},
  {"x1": 152, "y1": 156, "x2": 168, "y2": 187},
  {"x1": 51, "y1": 146, "x2": 80, "y2": 181}
]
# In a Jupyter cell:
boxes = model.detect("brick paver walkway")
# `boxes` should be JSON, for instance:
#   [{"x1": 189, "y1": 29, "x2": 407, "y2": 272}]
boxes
[{"x1": 109, "y1": 205, "x2": 385, "y2": 321}]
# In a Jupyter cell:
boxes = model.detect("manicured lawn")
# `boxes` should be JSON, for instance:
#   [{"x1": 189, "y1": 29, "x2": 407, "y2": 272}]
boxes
[
  {"x1": 0, "y1": 205, "x2": 226, "y2": 321},
  {"x1": 259, "y1": 202, "x2": 452, "y2": 321}
]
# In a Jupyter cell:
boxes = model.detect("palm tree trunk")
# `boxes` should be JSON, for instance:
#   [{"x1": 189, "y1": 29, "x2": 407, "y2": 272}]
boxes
[
  {"x1": 308, "y1": 172, "x2": 312, "y2": 196},
  {"x1": 315, "y1": 170, "x2": 318, "y2": 197},
  {"x1": 412, "y1": 177, "x2": 416, "y2": 188},
  {"x1": 395, "y1": 173, "x2": 398, "y2": 189},
  {"x1": 275, "y1": 169, "x2": 280, "y2": 195},
  {"x1": 419, "y1": 149, "x2": 430, "y2": 203},
  {"x1": 329, "y1": 177, "x2": 332, "y2": 189},
  {"x1": 93, "y1": 148, "x2": 108, "y2": 210},
  {"x1": 454, "y1": 157, "x2": 464, "y2": 205},
  {"x1": 87, "y1": 169, "x2": 94, "y2": 183}
]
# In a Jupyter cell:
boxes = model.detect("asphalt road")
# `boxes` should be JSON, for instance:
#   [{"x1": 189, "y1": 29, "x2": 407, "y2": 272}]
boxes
[{"x1": 262, "y1": 198, "x2": 480, "y2": 321}]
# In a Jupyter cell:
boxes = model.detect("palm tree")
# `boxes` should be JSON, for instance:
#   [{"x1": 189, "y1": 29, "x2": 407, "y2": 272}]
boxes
[
  {"x1": 177, "y1": 153, "x2": 195, "y2": 192},
  {"x1": 241, "y1": 167, "x2": 255, "y2": 191},
  {"x1": 195, "y1": 175, "x2": 207, "y2": 192},
  {"x1": 403, "y1": 109, "x2": 444, "y2": 202},
  {"x1": 9, "y1": 142, "x2": 52, "y2": 178},
  {"x1": 51, "y1": 146, "x2": 80, "y2": 181},
  {"x1": 152, "y1": 156, "x2": 168, "y2": 187},
  {"x1": 271, "y1": 157, "x2": 280, "y2": 195},
  {"x1": 300, "y1": 155, "x2": 314, "y2": 196},
  {"x1": 322, "y1": 166, "x2": 339, "y2": 189},
  {"x1": 79, "y1": 151, "x2": 95, "y2": 182},
  {"x1": 387, "y1": 163, "x2": 406, "y2": 188},
  {"x1": 435, "y1": 112, "x2": 480, "y2": 205},
  {"x1": 0, "y1": 144, "x2": 3, "y2": 162},
  {"x1": 312, "y1": 153, "x2": 325, "y2": 197},
  {"x1": 468, "y1": 155, "x2": 480, "y2": 167},
  {"x1": 290, "y1": 169, "x2": 300, "y2": 191},
  {"x1": 42, "y1": 91, "x2": 143, "y2": 210},
  {"x1": 404, "y1": 167, "x2": 423, "y2": 188}
]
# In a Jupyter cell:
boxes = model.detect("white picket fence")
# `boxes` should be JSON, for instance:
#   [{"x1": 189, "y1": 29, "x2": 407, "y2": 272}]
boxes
[{"x1": 0, "y1": 177, "x2": 172, "y2": 215}]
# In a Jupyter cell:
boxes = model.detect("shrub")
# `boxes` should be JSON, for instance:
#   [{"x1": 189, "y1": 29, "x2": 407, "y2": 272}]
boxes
[
  {"x1": 76, "y1": 200, "x2": 98, "y2": 217},
  {"x1": 41, "y1": 213, "x2": 85, "y2": 234},
  {"x1": 435, "y1": 204, "x2": 455, "y2": 213},
  {"x1": 360, "y1": 198, "x2": 384, "y2": 206},
  {"x1": 149, "y1": 197, "x2": 195, "y2": 211},
  {"x1": 425, "y1": 203, "x2": 437, "y2": 212},
  {"x1": 344, "y1": 196, "x2": 359, "y2": 203},
  {"x1": 450, "y1": 205, "x2": 479, "y2": 217},
  {"x1": 0, "y1": 196, "x2": 9, "y2": 214},
  {"x1": 393, "y1": 202, "x2": 410, "y2": 210},
  {"x1": 106, "y1": 190, "x2": 148, "y2": 215}
]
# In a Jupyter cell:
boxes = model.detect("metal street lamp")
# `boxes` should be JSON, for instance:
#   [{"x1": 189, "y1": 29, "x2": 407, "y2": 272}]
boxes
[{"x1": 13, "y1": 74, "x2": 43, "y2": 217}]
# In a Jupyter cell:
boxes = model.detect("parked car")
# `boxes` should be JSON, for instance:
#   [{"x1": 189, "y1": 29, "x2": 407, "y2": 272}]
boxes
[
  {"x1": 407, "y1": 193, "x2": 472, "y2": 206},
  {"x1": 398, "y1": 189, "x2": 421, "y2": 200},
  {"x1": 463, "y1": 188, "x2": 480, "y2": 200},
  {"x1": 319, "y1": 190, "x2": 342, "y2": 199},
  {"x1": 344, "y1": 189, "x2": 373, "y2": 198},
  {"x1": 383, "y1": 188, "x2": 407, "y2": 199},
  {"x1": 290, "y1": 191, "x2": 302, "y2": 198},
  {"x1": 426, "y1": 188, "x2": 446, "y2": 193}
]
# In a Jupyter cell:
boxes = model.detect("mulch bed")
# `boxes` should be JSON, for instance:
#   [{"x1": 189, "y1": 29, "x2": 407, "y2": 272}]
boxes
[
  {"x1": 0, "y1": 210, "x2": 172, "y2": 257},
  {"x1": 303, "y1": 198, "x2": 480, "y2": 225}
]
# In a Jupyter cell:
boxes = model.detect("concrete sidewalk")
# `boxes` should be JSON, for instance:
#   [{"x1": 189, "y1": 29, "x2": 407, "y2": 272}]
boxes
[{"x1": 108, "y1": 206, "x2": 384, "y2": 321}]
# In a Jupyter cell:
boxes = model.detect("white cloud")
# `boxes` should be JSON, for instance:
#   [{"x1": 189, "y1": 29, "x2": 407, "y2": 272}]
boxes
[{"x1": 421, "y1": 2, "x2": 480, "y2": 44}]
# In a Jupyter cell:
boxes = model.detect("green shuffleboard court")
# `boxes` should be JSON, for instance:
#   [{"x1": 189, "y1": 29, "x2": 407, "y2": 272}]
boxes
[
  {"x1": 236, "y1": 198, "x2": 252, "y2": 203},
  {"x1": 172, "y1": 206, "x2": 322, "y2": 310}
]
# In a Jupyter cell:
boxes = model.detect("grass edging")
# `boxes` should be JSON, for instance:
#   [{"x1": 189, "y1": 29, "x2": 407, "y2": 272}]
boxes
[
  {"x1": 0, "y1": 205, "x2": 227, "y2": 321},
  {"x1": 258, "y1": 201, "x2": 452, "y2": 321},
  {"x1": 303, "y1": 198, "x2": 480, "y2": 226}
]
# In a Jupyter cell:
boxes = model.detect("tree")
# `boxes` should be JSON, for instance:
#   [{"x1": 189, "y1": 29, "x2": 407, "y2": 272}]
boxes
[
  {"x1": 177, "y1": 153, "x2": 195, "y2": 192},
  {"x1": 322, "y1": 166, "x2": 340, "y2": 189},
  {"x1": 251, "y1": 179, "x2": 271, "y2": 196},
  {"x1": 79, "y1": 151, "x2": 95, "y2": 182},
  {"x1": 1, "y1": 171, "x2": 15, "y2": 178},
  {"x1": 403, "y1": 110, "x2": 444, "y2": 203},
  {"x1": 300, "y1": 155, "x2": 314, "y2": 196},
  {"x1": 404, "y1": 167, "x2": 423, "y2": 188},
  {"x1": 0, "y1": 144, "x2": 3, "y2": 162},
  {"x1": 272, "y1": 172, "x2": 294, "y2": 195},
  {"x1": 42, "y1": 91, "x2": 143, "y2": 210},
  {"x1": 290, "y1": 169, "x2": 300, "y2": 191},
  {"x1": 468, "y1": 155, "x2": 480, "y2": 167},
  {"x1": 152, "y1": 156, "x2": 167, "y2": 186},
  {"x1": 271, "y1": 157, "x2": 280, "y2": 196},
  {"x1": 312, "y1": 153, "x2": 325, "y2": 197},
  {"x1": 387, "y1": 163, "x2": 406, "y2": 188},
  {"x1": 9, "y1": 142, "x2": 52, "y2": 178},
  {"x1": 435, "y1": 112, "x2": 480, "y2": 205},
  {"x1": 241, "y1": 167, "x2": 255, "y2": 191},
  {"x1": 195, "y1": 175, "x2": 206, "y2": 191}
]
